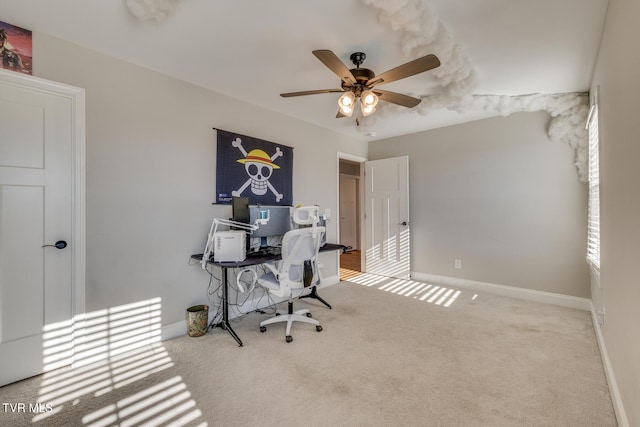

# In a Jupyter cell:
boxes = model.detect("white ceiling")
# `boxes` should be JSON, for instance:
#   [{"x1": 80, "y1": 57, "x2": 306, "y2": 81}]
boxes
[{"x1": 2, "y1": 0, "x2": 609, "y2": 141}]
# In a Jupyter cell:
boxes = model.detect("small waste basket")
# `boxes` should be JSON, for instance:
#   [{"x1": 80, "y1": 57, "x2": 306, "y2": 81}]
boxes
[{"x1": 187, "y1": 305, "x2": 208, "y2": 337}]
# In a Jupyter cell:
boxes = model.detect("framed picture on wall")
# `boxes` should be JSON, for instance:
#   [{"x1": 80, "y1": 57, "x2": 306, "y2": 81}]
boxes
[
  {"x1": 0, "y1": 20, "x2": 32, "y2": 75},
  {"x1": 215, "y1": 129, "x2": 293, "y2": 206}
]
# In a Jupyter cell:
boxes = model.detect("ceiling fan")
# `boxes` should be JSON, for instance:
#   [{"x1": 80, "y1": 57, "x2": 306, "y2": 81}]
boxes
[{"x1": 280, "y1": 50, "x2": 441, "y2": 118}]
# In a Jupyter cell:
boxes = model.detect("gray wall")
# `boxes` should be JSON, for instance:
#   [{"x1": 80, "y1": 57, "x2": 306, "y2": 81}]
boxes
[
  {"x1": 369, "y1": 111, "x2": 590, "y2": 298},
  {"x1": 32, "y1": 34, "x2": 367, "y2": 328},
  {"x1": 590, "y1": 0, "x2": 640, "y2": 423}
]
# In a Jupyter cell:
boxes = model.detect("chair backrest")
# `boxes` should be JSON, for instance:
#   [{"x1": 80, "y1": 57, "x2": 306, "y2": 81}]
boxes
[
  {"x1": 277, "y1": 226, "x2": 326, "y2": 294},
  {"x1": 292, "y1": 206, "x2": 319, "y2": 226}
]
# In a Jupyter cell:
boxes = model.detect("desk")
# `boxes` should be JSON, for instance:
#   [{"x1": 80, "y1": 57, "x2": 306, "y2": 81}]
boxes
[{"x1": 191, "y1": 243, "x2": 344, "y2": 346}]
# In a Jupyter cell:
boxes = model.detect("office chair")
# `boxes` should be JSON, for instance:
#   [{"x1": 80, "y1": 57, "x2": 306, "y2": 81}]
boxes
[
  {"x1": 293, "y1": 206, "x2": 332, "y2": 309},
  {"x1": 257, "y1": 225, "x2": 326, "y2": 342}
]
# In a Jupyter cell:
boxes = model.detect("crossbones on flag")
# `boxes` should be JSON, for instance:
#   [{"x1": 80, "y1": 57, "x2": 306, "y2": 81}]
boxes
[{"x1": 215, "y1": 129, "x2": 293, "y2": 205}]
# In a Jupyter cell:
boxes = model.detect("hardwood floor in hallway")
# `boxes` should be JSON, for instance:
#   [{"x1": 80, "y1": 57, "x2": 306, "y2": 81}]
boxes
[{"x1": 339, "y1": 249, "x2": 361, "y2": 281}]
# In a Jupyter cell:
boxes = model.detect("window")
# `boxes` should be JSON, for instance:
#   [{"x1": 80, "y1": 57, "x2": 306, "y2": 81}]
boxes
[{"x1": 586, "y1": 103, "x2": 600, "y2": 271}]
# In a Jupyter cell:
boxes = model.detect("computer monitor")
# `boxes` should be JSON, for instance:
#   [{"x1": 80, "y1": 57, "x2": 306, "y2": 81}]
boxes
[
  {"x1": 249, "y1": 205, "x2": 291, "y2": 247},
  {"x1": 232, "y1": 196, "x2": 251, "y2": 251},
  {"x1": 232, "y1": 196, "x2": 250, "y2": 224}
]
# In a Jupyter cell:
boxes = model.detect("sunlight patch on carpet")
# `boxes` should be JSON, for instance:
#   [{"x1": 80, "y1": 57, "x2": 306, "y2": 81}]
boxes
[
  {"x1": 345, "y1": 273, "x2": 462, "y2": 308},
  {"x1": 31, "y1": 298, "x2": 207, "y2": 426}
]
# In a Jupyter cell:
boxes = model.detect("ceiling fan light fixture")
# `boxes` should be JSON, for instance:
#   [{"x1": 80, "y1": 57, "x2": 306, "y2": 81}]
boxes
[
  {"x1": 361, "y1": 90, "x2": 379, "y2": 108},
  {"x1": 361, "y1": 103, "x2": 376, "y2": 116},
  {"x1": 338, "y1": 92, "x2": 355, "y2": 107},
  {"x1": 339, "y1": 104, "x2": 354, "y2": 117}
]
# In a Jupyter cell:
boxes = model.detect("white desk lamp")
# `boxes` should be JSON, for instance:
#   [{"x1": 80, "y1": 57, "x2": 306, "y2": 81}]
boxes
[{"x1": 201, "y1": 210, "x2": 271, "y2": 268}]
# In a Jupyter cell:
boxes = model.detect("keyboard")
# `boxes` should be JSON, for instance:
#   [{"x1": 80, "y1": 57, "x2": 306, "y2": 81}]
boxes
[{"x1": 247, "y1": 247, "x2": 281, "y2": 258}]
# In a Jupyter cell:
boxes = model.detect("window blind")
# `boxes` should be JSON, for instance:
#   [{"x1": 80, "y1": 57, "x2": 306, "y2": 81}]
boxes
[{"x1": 587, "y1": 105, "x2": 600, "y2": 269}]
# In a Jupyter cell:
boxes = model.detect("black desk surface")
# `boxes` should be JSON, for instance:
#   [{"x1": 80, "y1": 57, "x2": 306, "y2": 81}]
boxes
[{"x1": 191, "y1": 243, "x2": 345, "y2": 268}]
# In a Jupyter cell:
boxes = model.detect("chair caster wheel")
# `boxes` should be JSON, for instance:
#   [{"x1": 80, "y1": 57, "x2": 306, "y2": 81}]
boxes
[
  {"x1": 306, "y1": 313, "x2": 312, "y2": 318},
  {"x1": 286, "y1": 335, "x2": 293, "y2": 343},
  {"x1": 316, "y1": 325, "x2": 323, "y2": 332},
  {"x1": 260, "y1": 326, "x2": 266, "y2": 333}
]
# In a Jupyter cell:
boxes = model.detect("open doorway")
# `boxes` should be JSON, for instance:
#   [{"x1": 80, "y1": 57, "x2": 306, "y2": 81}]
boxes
[
  {"x1": 338, "y1": 157, "x2": 363, "y2": 280},
  {"x1": 337, "y1": 154, "x2": 411, "y2": 281}
]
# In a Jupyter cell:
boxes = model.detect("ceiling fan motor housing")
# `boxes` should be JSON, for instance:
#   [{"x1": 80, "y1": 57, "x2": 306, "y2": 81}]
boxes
[
  {"x1": 342, "y1": 68, "x2": 376, "y2": 94},
  {"x1": 342, "y1": 52, "x2": 375, "y2": 95}
]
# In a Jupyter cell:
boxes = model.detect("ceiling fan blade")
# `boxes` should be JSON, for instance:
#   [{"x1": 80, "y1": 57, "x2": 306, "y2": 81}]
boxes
[
  {"x1": 312, "y1": 50, "x2": 357, "y2": 87},
  {"x1": 368, "y1": 54, "x2": 440, "y2": 87},
  {"x1": 336, "y1": 109, "x2": 347, "y2": 118},
  {"x1": 374, "y1": 90, "x2": 422, "y2": 108},
  {"x1": 280, "y1": 89, "x2": 345, "y2": 98}
]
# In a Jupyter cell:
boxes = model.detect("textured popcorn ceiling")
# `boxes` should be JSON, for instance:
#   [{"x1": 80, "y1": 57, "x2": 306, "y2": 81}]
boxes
[{"x1": 2, "y1": 0, "x2": 608, "y2": 153}]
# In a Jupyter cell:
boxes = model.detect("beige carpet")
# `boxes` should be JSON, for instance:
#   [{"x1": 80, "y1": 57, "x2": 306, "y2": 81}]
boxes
[{"x1": 0, "y1": 278, "x2": 617, "y2": 426}]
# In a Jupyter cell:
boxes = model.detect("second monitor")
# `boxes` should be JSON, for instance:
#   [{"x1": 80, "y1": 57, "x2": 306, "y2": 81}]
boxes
[{"x1": 249, "y1": 205, "x2": 291, "y2": 248}]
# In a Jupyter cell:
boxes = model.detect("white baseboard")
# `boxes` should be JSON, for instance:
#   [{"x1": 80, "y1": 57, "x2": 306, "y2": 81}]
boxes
[
  {"x1": 410, "y1": 272, "x2": 591, "y2": 311},
  {"x1": 319, "y1": 274, "x2": 340, "y2": 287},
  {"x1": 161, "y1": 320, "x2": 187, "y2": 341},
  {"x1": 590, "y1": 302, "x2": 629, "y2": 427}
]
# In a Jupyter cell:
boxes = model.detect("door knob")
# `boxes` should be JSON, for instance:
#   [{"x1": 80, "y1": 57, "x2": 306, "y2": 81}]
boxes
[
  {"x1": 42, "y1": 240, "x2": 67, "y2": 249},
  {"x1": 399, "y1": 221, "x2": 410, "y2": 226}
]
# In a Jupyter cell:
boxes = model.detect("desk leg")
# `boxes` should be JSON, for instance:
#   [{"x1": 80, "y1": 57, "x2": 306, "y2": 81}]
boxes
[
  {"x1": 299, "y1": 286, "x2": 332, "y2": 309},
  {"x1": 210, "y1": 266, "x2": 243, "y2": 346}
]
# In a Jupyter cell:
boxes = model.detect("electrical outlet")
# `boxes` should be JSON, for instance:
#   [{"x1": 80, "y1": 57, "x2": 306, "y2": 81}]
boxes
[{"x1": 454, "y1": 259, "x2": 462, "y2": 269}]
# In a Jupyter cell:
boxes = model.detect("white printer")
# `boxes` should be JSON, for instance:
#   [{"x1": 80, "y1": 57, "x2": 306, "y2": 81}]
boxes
[
  {"x1": 201, "y1": 211, "x2": 271, "y2": 268},
  {"x1": 213, "y1": 230, "x2": 246, "y2": 262}
]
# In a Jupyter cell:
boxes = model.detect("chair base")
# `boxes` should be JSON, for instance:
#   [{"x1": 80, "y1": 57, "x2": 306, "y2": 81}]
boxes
[
  {"x1": 299, "y1": 286, "x2": 332, "y2": 309},
  {"x1": 259, "y1": 301, "x2": 322, "y2": 342}
]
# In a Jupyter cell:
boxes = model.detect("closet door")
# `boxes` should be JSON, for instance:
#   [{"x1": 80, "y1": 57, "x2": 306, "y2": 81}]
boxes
[{"x1": 0, "y1": 70, "x2": 85, "y2": 386}]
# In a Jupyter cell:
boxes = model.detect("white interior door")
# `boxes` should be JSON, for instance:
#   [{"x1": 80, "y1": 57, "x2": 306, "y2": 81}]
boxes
[
  {"x1": 0, "y1": 71, "x2": 84, "y2": 386},
  {"x1": 339, "y1": 174, "x2": 358, "y2": 250},
  {"x1": 364, "y1": 156, "x2": 410, "y2": 279}
]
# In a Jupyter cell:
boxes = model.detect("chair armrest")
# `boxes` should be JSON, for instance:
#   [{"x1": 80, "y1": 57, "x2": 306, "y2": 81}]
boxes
[{"x1": 262, "y1": 262, "x2": 279, "y2": 279}]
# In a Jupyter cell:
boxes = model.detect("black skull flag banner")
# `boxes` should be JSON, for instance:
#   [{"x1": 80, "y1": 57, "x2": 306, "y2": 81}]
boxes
[{"x1": 215, "y1": 129, "x2": 293, "y2": 205}]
